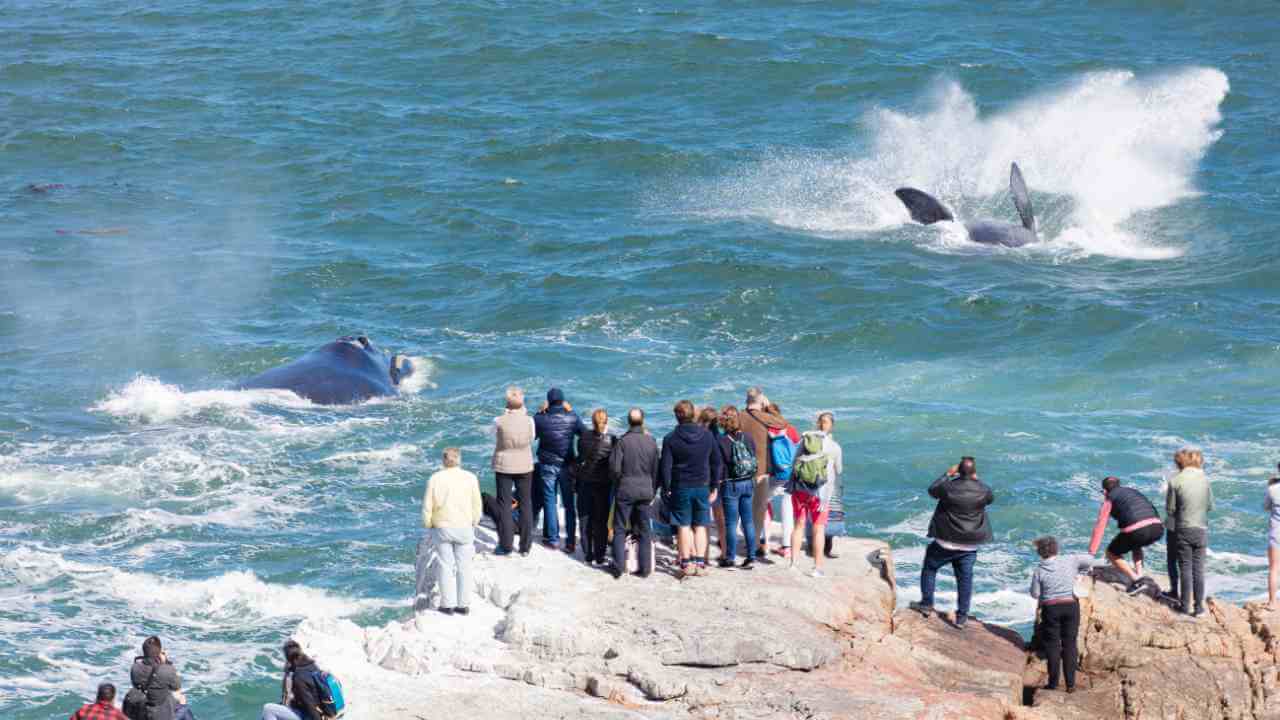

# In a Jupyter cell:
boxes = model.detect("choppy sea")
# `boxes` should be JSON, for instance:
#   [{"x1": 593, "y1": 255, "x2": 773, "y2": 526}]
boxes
[{"x1": 2, "y1": 2, "x2": 1277, "y2": 716}]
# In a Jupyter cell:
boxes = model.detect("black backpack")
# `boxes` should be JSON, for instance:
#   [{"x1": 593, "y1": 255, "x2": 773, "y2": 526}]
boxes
[{"x1": 122, "y1": 660, "x2": 156, "y2": 720}]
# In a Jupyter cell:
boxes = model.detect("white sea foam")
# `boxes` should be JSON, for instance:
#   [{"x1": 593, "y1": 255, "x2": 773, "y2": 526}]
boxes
[
  {"x1": 322, "y1": 443, "x2": 421, "y2": 465},
  {"x1": 694, "y1": 67, "x2": 1228, "y2": 260},
  {"x1": 92, "y1": 374, "x2": 311, "y2": 423}
]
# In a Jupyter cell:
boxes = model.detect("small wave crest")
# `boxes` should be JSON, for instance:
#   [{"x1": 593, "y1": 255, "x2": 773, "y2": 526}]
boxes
[
  {"x1": 91, "y1": 375, "x2": 310, "y2": 423},
  {"x1": 695, "y1": 67, "x2": 1228, "y2": 260}
]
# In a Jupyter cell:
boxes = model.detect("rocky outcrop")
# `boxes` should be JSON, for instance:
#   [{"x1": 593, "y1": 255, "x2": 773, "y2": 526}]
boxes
[
  {"x1": 1019, "y1": 568, "x2": 1280, "y2": 720},
  {"x1": 293, "y1": 525, "x2": 1278, "y2": 719}
]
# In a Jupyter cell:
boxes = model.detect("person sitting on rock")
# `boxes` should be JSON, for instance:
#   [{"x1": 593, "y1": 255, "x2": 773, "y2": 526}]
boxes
[
  {"x1": 1088, "y1": 476, "x2": 1164, "y2": 595},
  {"x1": 909, "y1": 456, "x2": 994, "y2": 629},
  {"x1": 659, "y1": 399, "x2": 723, "y2": 577},
  {"x1": 260, "y1": 640, "x2": 326, "y2": 720},
  {"x1": 420, "y1": 447, "x2": 482, "y2": 616},
  {"x1": 1029, "y1": 536, "x2": 1096, "y2": 694}
]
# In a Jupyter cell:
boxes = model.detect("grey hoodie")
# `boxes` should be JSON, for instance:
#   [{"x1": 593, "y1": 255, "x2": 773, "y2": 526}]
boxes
[{"x1": 1029, "y1": 554, "x2": 1096, "y2": 603}]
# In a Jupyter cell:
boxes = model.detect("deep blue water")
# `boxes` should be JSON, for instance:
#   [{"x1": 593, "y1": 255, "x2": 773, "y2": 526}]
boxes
[{"x1": 2, "y1": 2, "x2": 1278, "y2": 717}]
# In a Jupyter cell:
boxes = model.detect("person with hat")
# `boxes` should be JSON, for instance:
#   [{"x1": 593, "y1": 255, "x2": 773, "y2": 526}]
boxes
[{"x1": 533, "y1": 387, "x2": 587, "y2": 552}]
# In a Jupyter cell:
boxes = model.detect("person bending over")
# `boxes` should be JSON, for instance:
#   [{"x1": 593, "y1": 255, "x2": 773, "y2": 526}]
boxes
[
  {"x1": 1087, "y1": 476, "x2": 1164, "y2": 595},
  {"x1": 70, "y1": 683, "x2": 126, "y2": 720},
  {"x1": 659, "y1": 399, "x2": 723, "y2": 576},
  {"x1": 909, "y1": 457, "x2": 994, "y2": 629},
  {"x1": 1029, "y1": 536, "x2": 1096, "y2": 694}
]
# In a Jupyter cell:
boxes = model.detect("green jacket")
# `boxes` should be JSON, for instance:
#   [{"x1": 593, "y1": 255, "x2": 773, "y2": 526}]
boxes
[{"x1": 1166, "y1": 467, "x2": 1214, "y2": 531}]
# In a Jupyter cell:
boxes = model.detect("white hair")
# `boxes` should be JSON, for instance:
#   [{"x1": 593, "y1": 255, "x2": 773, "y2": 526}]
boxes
[
  {"x1": 505, "y1": 386, "x2": 524, "y2": 409},
  {"x1": 442, "y1": 447, "x2": 462, "y2": 468}
]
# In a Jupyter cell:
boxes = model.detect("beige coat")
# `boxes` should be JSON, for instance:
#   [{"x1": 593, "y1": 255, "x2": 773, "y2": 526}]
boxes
[{"x1": 493, "y1": 409, "x2": 535, "y2": 474}]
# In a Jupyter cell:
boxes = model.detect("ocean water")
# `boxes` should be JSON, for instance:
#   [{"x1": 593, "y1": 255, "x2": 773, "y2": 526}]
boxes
[{"x1": 1, "y1": 1, "x2": 1277, "y2": 716}]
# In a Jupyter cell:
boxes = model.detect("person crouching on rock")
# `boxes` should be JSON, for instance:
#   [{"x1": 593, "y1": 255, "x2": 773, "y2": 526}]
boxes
[
  {"x1": 660, "y1": 399, "x2": 723, "y2": 577},
  {"x1": 1029, "y1": 536, "x2": 1097, "y2": 694},
  {"x1": 909, "y1": 456, "x2": 994, "y2": 629},
  {"x1": 575, "y1": 408, "x2": 615, "y2": 565},
  {"x1": 1088, "y1": 476, "x2": 1164, "y2": 596},
  {"x1": 421, "y1": 447, "x2": 482, "y2": 616},
  {"x1": 260, "y1": 641, "x2": 326, "y2": 720},
  {"x1": 609, "y1": 408, "x2": 660, "y2": 579}
]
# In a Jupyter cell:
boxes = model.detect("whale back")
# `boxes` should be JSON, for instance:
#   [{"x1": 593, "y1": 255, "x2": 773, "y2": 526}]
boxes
[
  {"x1": 894, "y1": 188, "x2": 954, "y2": 225},
  {"x1": 239, "y1": 337, "x2": 399, "y2": 404},
  {"x1": 1009, "y1": 163, "x2": 1036, "y2": 233}
]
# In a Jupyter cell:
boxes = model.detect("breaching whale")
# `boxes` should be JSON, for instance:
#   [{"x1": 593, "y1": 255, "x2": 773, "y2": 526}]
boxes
[
  {"x1": 239, "y1": 335, "x2": 415, "y2": 405},
  {"x1": 894, "y1": 163, "x2": 1038, "y2": 248}
]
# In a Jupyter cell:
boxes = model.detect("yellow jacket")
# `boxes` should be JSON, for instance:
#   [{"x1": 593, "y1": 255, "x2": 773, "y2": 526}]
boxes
[{"x1": 422, "y1": 466, "x2": 483, "y2": 529}]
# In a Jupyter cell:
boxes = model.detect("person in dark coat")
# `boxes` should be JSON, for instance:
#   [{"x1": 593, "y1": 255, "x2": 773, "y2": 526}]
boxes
[
  {"x1": 659, "y1": 399, "x2": 723, "y2": 576},
  {"x1": 533, "y1": 388, "x2": 587, "y2": 551},
  {"x1": 128, "y1": 636, "x2": 190, "y2": 720},
  {"x1": 259, "y1": 640, "x2": 325, "y2": 720},
  {"x1": 909, "y1": 457, "x2": 995, "y2": 628},
  {"x1": 609, "y1": 408, "x2": 660, "y2": 578},
  {"x1": 575, "y1": 408, "x2": 615, "y2": 565}
]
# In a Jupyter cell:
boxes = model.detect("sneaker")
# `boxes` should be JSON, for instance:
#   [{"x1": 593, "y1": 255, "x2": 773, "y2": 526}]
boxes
[
  {"x1": 609, "y1": 564, "x2": 623, "y2": 579},
  {"x1": 809, "y1": 569, "x2": 825, "y2": 578},
  {"x1": 541, "y1": 540, "x2": 558, "y2": 550},
  {"x1": 774, "y1": 547, "x2": 792, "y2": 559},
  {"x1": 954, "y1": 614, "x2": 969, "y2": 629},
  {"x1": 493, "y1": 547, "x2": 513, "y2": 557},
  {"x1": 754, "y1": 547, "x2": 767, "y2": 559},
  {"x1": 1192, "y1": 606, "x2": 1206, "y2": 617},
  {"x1": 739, "y1": 558, "x2": 754, "y2": 570},
  {"x1": 1065, "y1": 686, "x2": 1076, "y2": 694},
  {"x1": 908, "y1": 601, "x2": 933, "y2": 618},
  {"x1": 717, "y1": 558, "x2": 735, "y2": 569},
  {"x1": 519, "y1": 550, "x2": 531, "y2": 557},
  {"x1": 454, "y1": 606, "x2": 470, "y2": 616},
  {"x1": 564, "y1": 542, "x2": 576, "y2": 555},
  {"x1": 439, "y1": 607, "x2": 455, "y2": 616}
]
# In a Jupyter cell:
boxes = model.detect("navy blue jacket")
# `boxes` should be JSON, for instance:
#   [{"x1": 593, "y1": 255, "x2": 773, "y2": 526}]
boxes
[
  {"x1": 659, "y1": 422, "x2": 723, "y2": 492},
  {"x1": 534, "y1": 405, "x2": 586, "y2": 466}
]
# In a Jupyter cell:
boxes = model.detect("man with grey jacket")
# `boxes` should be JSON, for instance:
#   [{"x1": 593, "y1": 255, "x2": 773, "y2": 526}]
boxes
[
  {"x1": 609, "y1": 408, "x2": 659, "y2": 578},
  {"x1": 1167, "y1": 448, "x2": 1214, "y2": 617}
]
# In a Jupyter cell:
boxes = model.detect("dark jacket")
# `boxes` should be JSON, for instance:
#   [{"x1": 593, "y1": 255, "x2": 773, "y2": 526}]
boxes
[
  {"x1": 129, "y1": 657, "x2": 181, "y2": 720},
  {"x1": 610, "y1": 427, "x2": 660, "y2": 502},
  {"x1": 926, "y1": 473, "x2": 995, "y2": 545},
  {"x1": 284, "y1": 660, "x2": 326, "y2": 720},
  {"x1": 1108, "y1": 486, "x2": 1160, "y2": 527},
  {"x1": 718, "y1": 431, "x2": 758, "y2": 482},
  {"x1": 659, "y1": 422, "x2": 723, "y2": 492},
  {"x1": 575, "y1": 430, "x2": 615, "y2": 484},
  {"x1": 534, "y1": 404, "x2": 586, "y2": 466}
]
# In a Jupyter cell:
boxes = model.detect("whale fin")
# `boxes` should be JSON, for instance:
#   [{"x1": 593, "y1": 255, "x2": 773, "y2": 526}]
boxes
[
  {"x1": 894, "y1": 188, "x2": 954, "y2": 225},
  {"x1": 1009, "y1": 163, "x2": 1035, "y2": 233}
]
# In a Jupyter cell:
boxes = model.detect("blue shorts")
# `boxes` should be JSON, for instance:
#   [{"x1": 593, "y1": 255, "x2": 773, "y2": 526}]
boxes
[{"x1": 670, "y1": 485, "x2": 711, "y2": 528}]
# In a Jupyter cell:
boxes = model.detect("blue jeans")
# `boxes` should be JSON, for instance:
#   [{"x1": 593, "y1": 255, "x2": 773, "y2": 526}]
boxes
[
  {"x1": 919, "y1": 541, "x2": 978, "y2": 618},
  {"x1": 261, "y1": 704, "x2": 302, "y2": 720},
  {"x1": 538, "y1": 462, "x2": 575, "y2": 545},
  {"x1": 721, "y1": 479, "x2": 755, "y2": 562}
]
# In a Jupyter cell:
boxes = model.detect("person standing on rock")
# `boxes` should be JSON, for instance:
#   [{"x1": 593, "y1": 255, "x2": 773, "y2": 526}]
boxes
[
  {"x1": 421, "y1": 447, "x2": 483, "y2": 616},
  {"x1": 715, "y1": 407, "x2": 757, "y2": 570},
  {"x1": 534, "y1": 388, "x2": 587, "y2": 552},
  {"x1": 739, "y1": 388, "x2": 783, "y2": 561},
  {"x1": 609, "y1": 408, "x2": 660, "y2": 578},
  {"x1": 1087, "y1": 476, "x2": 1164, "y2": 595},
  {"x1": 660, "y1": 399, "x2": 723, "y2": 577},
  {"x1": 1167, "y1": 448, "x2": 1213, "y2": 616},
  {"x1": 493, "y1": 386, "x2": 536, "y2": 557},
  {"x1": 1029, "y1": 536, "x2": 1095, "y2": 694},
  {"x1": 787, "y1": 412, "x2": 843, "y2": 578},
  {"x1": 818, "y1": 413, "x2": 846, "y2": 561},
  {"x1": 698, "y1": 406, "x2": 728, "y2": 562},
  {"x1": 574, "y1": 408, "x2": 615, "y2": 565},
  {"x1": 1266, "y1": 464, "x2": 1280, "y2": 610},
  {"x1": 909, "y1": 456, "x2": 994, "y2": 629}
]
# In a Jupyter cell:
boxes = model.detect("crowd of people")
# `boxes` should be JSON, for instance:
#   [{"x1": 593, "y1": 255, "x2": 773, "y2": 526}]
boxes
[{"x1": 70, "y1": 385, "x2": 1280, "y2": 716}]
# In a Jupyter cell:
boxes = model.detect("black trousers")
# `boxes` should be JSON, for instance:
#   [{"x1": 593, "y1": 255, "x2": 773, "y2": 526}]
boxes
[
  {"x1": 496, "y1": 471, "x2": 533, "y2": 554},
  {"x1": 578, "y1": 482, "x2": 612, "y2": 562},
  {"x1": 1176, "y1": 527, "x2": 1208, "y2": 611},
  {"x1": 1041, "y1": 601, "x2": 1080, "y2": 689},
  {"x1": 612, "y1": 497, "x2": 653, "y2": 576}
]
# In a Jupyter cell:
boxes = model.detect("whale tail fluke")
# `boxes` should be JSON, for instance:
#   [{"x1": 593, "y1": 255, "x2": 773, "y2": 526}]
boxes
[
  {"x1": 1009, "y1": 163, "x2": 1036, "y2": 234},
  {"x1": 894, "y1": 188, "x2": 954, "y2": 225}
]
